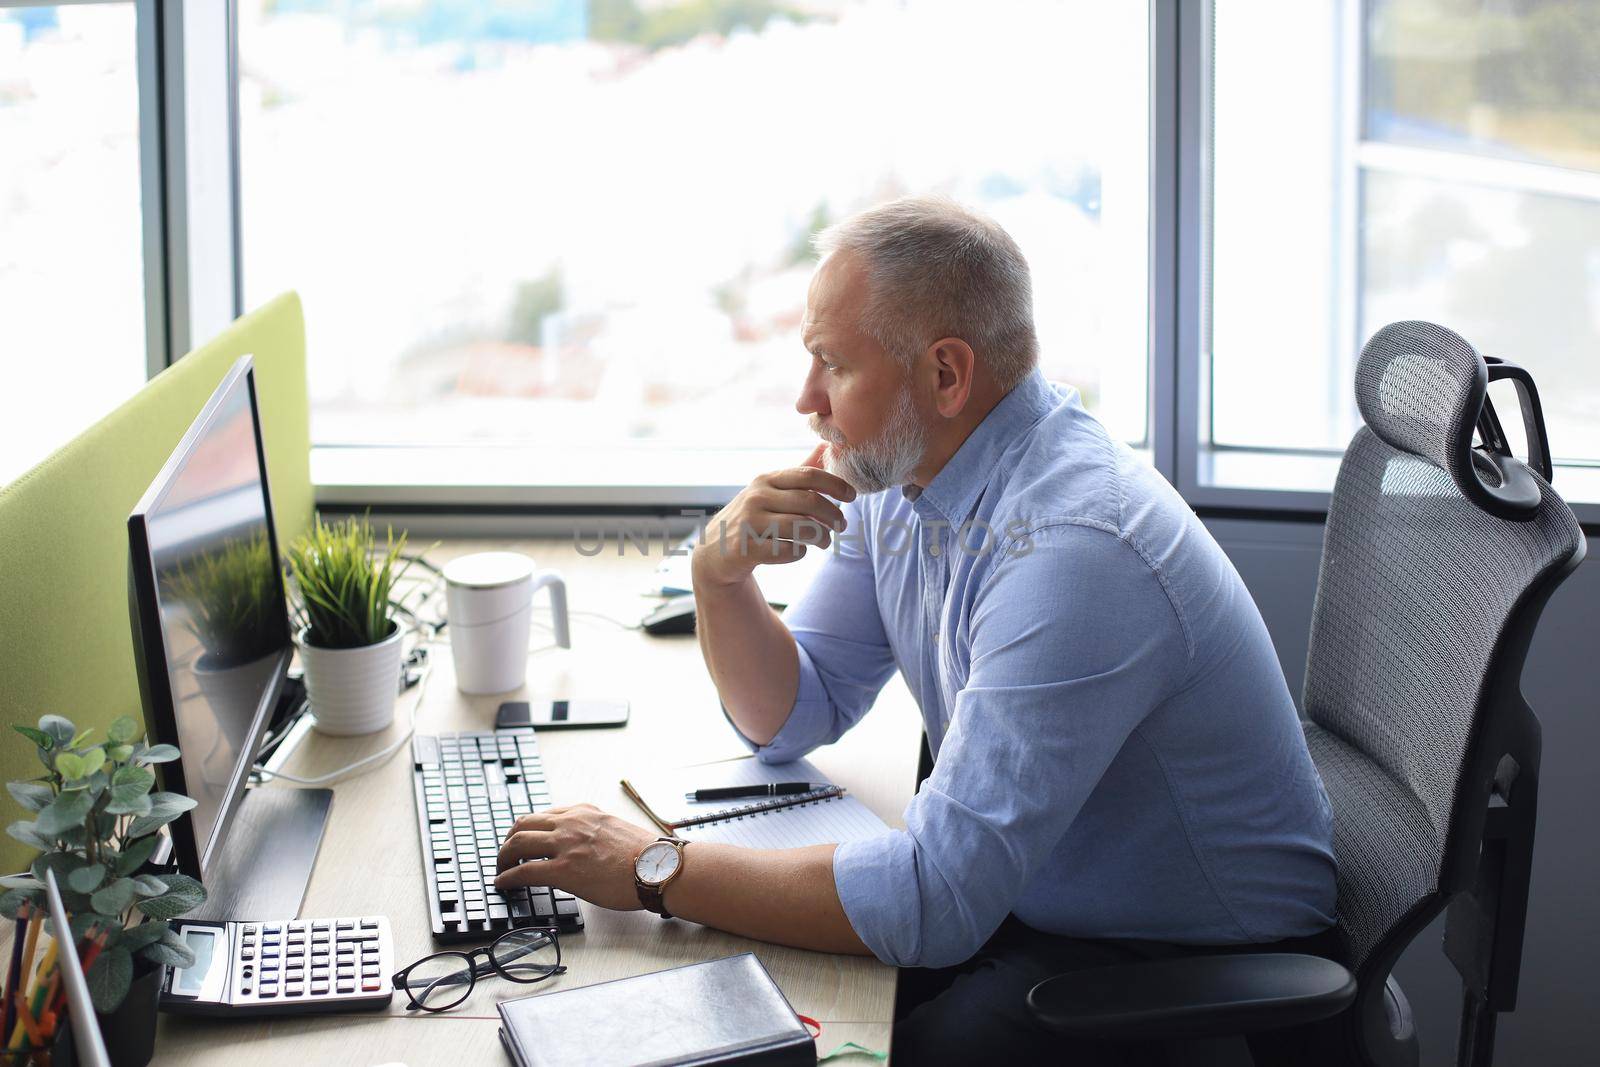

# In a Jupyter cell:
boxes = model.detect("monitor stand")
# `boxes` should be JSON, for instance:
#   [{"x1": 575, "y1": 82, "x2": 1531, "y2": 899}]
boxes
[{"x1": 187, "y1": 785, "x2": 333, "y2": 920}]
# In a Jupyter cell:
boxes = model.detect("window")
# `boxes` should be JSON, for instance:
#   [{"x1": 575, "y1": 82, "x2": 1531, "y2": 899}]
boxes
[
  {"x1": 1207, "y1": 0, "x2": 1600, "y2": 490},
  {"x1": 0, "y1": 3, "x2": 147, "y2": 484},
  {"x1": 237, "y1": 0, "x2": 1151, "y2": 486}
]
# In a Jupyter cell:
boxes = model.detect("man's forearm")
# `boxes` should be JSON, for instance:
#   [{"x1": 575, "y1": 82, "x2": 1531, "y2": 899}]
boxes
[
  {"x1": 692, "y1": 561, "x2": 801, "y2": 747},
  {"x1": 663, "y1": 842, "x2": 871, "y2": 956}
]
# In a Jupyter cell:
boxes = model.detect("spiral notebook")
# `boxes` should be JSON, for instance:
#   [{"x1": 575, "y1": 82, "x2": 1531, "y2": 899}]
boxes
[{"x1": 621, "y1": 755, "x2": 889, "y2": 848}]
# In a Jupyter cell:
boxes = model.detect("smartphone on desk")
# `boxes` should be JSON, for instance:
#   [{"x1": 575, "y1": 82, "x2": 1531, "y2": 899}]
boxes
[{"x1": 496, "y1": 699, "x2": 629, "y2": 730}]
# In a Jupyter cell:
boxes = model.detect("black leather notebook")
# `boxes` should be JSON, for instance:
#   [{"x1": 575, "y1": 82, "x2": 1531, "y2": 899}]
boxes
[{"x1": 496, "y1": 953, "x2": 816, "y2": 1067}]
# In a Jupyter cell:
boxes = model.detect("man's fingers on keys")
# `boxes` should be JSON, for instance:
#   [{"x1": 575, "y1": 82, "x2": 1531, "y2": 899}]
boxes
[
  {"x1": 495, "y1": 856, "x2": 563, "y2": 893},
  {"x1": 507, "y1": 812, "x2": 557, "y2": 837},
  {"x1": 498, "y1": 829, "x2": 557, "y2": 872}
]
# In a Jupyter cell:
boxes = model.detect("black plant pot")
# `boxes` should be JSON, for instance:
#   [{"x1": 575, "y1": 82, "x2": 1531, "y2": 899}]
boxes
[{"x1": 91, "y1": 957, "x2": 165, "y2": 1067}]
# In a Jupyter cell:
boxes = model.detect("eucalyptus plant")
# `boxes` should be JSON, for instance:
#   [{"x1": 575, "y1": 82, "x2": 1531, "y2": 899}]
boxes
[
  {"x1": 285, "y1": 514, "x2": 414, "y2": 649},
  {"x1": 2, "y1": 714, "x2": 207, "y2": 1014}
]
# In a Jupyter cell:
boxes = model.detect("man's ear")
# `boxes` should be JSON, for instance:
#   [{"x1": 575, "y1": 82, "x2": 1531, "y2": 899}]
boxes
[{"x1": 926, "y1": 337, "x2": 977, "y2": 418}]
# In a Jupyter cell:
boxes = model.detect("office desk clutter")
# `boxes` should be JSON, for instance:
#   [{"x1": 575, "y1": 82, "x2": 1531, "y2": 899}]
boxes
[{"x1": 0, "y1": 714, "x2": 208, "y2": 1064}]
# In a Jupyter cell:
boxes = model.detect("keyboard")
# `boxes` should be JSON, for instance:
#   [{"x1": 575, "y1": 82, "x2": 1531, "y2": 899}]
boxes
[{"x1": 410, "y1": 727, "x2": 584, "y2": 942}]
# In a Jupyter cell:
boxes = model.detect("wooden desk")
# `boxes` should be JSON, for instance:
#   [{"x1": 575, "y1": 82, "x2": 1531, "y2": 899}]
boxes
[{"x1": 152, "y1": 537, "x2": 922, "y2": 1064}]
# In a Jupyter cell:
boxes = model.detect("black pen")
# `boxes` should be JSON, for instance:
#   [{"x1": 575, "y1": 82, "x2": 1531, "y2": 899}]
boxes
[{"x1": 686, "y1": 782, "x2": 828, "y2": 802}]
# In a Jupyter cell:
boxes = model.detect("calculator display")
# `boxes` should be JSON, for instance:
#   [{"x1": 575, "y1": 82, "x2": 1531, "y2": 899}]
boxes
[{"x1": 177, "y1": 929, "x2": 218, "y2": 994}]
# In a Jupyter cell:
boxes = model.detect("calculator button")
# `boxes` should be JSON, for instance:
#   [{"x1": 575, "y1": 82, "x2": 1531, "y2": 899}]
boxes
[
  {"x1": 312, "y1": 932, "x2": 330, "y2": 943},
  {"x1": 311, "y1": 966, "x2": 330, "y2": 979},
  {"x1": 311, "y1": 982, "x2": 329, "y2": 995},
  {"x1": 241, "y1": 949, "x2": 255, "y2": 961},
  {"x1": 286, "y1": 947, "x2": 304, "y2": 958},
  {"x1": 360, "y1": 919, "x2": 378, "y2": 929},
  {"x1": 361, "y1": 964, "x2": 380, "y2": 977},
  {"x1": 337, "y1": 983, "x2": 355, "y2": 994},
  {"x1": 361, "y1": 980, "x2": 381, "y2": 992},
  {"x1": 263, "y1": 924, "x2": 281, "y2": 934},
  {"x1": 336, "y1": 920, "x2": 354, "y2": 930},
  {"x1": 285, "y1": 984, "x2": 304, "y2": 996},
  {"x1": 259, "y1": 986, "x2": 278, "y2": 998},
  {"x1": 312, "y1": 921, "x2": 330, "y2": 931},
  {"x1": 242, "y1": 924, "x2": 257, "y2": 934}
]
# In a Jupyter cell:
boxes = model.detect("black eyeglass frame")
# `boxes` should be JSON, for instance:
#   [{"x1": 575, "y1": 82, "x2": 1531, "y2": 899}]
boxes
[{"x1": 391, "y1": 924, "x2": 566, "y2": 1013}]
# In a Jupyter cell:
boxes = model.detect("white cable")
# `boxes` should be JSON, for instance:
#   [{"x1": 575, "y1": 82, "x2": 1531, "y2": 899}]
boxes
[{"x1": 251, "y1": 642, "x2": 437, "y2": 787}]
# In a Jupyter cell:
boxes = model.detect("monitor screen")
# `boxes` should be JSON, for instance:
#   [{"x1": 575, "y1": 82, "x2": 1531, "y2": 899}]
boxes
[{"x1": 128, "y1": 356, "x2": 291, "y2": 878}]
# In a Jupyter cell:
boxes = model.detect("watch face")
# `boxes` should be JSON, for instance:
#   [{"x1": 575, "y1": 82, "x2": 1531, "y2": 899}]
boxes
[{"x1": 635, "y1": 841, "x2": 681, "y2": 885}]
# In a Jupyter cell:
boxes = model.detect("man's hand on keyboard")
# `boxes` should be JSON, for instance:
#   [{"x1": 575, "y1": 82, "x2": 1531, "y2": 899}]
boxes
[{"x1": 494, "y1": 804, "x2": 657, "y2": 912}]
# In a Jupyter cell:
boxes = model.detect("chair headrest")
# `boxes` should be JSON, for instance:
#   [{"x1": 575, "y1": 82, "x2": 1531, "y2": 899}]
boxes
[{"x1": 1355, "y1": 321, "x2": 1550, "y2": 520}]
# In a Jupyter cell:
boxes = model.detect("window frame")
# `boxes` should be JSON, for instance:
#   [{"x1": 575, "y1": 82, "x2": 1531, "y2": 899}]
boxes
[
  {"x1": 98, "y1": 0, "x2": 1600, "y2": 525},
  {"x1": 1179, "y1": 0, "x2": 1600, "y2": 524}
]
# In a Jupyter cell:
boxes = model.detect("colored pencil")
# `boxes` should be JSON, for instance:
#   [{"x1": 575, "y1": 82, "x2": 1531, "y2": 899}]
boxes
[
  {"x1": 1, "y1": 906, "x2": 28, "y2": 1046},
  {"x1": 8, "y1": 915, "x2": 42, "y2": 1051}
]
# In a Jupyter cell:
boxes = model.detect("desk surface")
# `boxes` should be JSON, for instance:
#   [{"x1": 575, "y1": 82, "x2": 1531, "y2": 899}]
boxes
[{"x1": 151, "y1": 537, "x2": 921, "y2": 1064}]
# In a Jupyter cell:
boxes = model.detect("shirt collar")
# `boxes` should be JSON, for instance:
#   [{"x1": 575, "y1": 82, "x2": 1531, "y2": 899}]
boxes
[{"x1": 902, "y1": 369, "x2": 1059, "y2": 524}]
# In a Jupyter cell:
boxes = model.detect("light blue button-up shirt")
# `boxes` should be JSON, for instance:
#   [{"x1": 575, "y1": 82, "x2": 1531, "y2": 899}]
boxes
[{"x1": 738, "y1": 370, "x2": 1336, "y2": 968}]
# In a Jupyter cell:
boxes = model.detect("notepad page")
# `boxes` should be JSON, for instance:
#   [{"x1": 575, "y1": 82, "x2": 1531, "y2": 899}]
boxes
[
  {"x1": 628, "y1": 755, "x2": 841, "y2": 828},
  {"x1": 677, "y1": 793, "x2": 889, "y2": 848}
]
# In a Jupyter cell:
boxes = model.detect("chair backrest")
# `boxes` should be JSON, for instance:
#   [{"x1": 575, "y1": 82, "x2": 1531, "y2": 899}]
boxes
[{"x1": 1301, "y1": 321, "x2": 1583, "y2": 987}]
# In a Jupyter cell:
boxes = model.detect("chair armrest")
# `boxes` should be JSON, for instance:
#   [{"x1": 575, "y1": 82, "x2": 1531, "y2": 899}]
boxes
[{"x1": 1026, "y1": 952, "x2": 1356, "y2": 1041}]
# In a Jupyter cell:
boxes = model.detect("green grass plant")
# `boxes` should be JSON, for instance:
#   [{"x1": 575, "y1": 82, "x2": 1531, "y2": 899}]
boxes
[{"x1": 285, "y1": 515, "x2": 412, "y2": 649}]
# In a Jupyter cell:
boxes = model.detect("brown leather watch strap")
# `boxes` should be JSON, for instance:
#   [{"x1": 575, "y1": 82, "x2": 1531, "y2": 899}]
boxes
[
  {"x1": 635, "y1": 879, "x2": 671, "y2": 919},
  {"x1": 634, "y1": 838, "x2": 686, "y2": 919}
]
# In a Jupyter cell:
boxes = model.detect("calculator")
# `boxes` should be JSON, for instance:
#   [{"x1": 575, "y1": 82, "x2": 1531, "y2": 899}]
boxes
[{"x1": 160, "y1": 916, "x2": 395, "y2": 1016}]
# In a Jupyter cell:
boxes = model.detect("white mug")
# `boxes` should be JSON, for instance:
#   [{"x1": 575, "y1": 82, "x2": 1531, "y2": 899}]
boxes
[{"x1": 443, "y1": 552, "x2": 570, "y2": 694}]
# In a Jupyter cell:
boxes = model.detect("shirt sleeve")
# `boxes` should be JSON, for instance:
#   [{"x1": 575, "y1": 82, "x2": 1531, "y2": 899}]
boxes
[
  {"x1": 726, "y1": 498, "x2": 899, "y2": 765},
  {"x1": 831, "y1": 523, "x2": 1193, "y2": 967}
]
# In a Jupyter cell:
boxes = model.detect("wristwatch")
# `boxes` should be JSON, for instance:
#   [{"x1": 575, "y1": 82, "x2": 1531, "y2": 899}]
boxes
[{"x1": 634, "y1": 837, "x2": 688, "y2": 918}]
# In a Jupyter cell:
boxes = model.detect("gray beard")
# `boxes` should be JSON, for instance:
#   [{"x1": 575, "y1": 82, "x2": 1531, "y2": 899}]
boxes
[{"x1": 816, "y1": 385, "x2": 930, "y2": 495}]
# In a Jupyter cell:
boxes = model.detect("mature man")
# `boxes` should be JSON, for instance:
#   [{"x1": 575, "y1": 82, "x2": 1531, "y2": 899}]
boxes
[{"x1": 497, "y1": 197, "x2": 1336, "y2": 1063}]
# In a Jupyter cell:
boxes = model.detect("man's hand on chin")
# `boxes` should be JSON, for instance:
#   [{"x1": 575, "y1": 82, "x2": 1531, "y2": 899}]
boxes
[{"x1": 494, "y1": 804, "x2": 657, "y2": 911}]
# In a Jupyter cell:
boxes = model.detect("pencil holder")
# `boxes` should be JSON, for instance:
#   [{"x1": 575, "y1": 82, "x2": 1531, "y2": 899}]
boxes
[
  {"x1": 0, "y1": 1021, "x2": 70, "y2": 1067},
  {"x1": 97, "y1": 959, "x2": 165, "y2": 1067}
]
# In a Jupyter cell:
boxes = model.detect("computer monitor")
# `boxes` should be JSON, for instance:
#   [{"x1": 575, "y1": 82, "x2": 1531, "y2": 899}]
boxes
[{"x1": 127, "y1": 355, "x2": 295, "y2": 883}]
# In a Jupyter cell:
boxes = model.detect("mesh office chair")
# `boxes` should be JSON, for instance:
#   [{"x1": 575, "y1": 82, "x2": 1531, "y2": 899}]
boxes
[{"x1": 1026, "y1": 322, "x2": 1586, "y2": 1066}]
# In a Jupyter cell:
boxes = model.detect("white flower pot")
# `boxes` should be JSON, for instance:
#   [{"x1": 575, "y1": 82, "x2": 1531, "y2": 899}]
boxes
[{"x1": 296, "y1": 625, "x2": 404, "y2": 736}]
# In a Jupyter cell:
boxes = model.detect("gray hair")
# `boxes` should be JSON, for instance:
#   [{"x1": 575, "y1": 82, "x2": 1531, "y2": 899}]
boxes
[{"x1": 813, "y1": 195, "x2": 1039, "y2": 389}]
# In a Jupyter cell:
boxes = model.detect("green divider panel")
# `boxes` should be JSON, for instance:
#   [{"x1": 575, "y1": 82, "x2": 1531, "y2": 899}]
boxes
[{"x1": 0, "y1": 292, "x2": 311, "y2": 873}]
